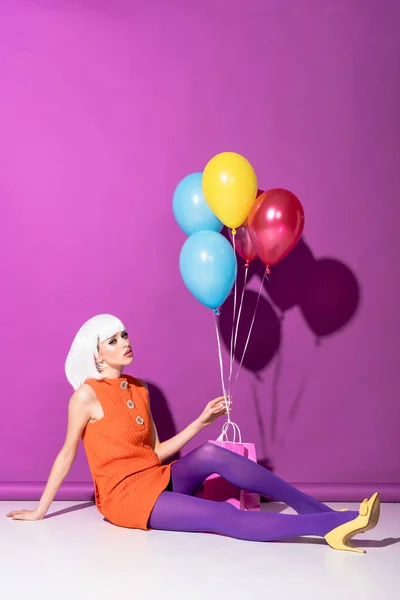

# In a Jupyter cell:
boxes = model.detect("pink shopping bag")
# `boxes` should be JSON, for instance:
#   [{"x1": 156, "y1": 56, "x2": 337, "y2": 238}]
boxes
[{"x1": 196, "y1": 422, "x2": 261, "y2": 511}]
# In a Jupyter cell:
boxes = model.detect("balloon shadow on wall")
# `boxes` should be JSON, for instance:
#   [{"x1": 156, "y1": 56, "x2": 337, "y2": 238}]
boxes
[
  {"x1": 271, "y1": 247, "x2": 360, "y2": 456},
  {"x1": 218, "y1": 285, "x2": 282, "y2": 373},
  {"x1": 248, "y1": 238, "x2": 361, "y2": 338},
  {"x1": 146, "y1": 381, "x2": 180, "y2": 462},
  {"x1": 219, "y1": 235, "x2": 361, "y2": 467}
]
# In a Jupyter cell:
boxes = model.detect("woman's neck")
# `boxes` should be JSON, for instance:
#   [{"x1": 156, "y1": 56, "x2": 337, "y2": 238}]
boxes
[{"x1": 100, "y1": 366, "x2": 124, "y2": 379}]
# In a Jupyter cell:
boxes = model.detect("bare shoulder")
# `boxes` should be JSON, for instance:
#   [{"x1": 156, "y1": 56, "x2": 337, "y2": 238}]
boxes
[
  {"x1": 70, "y1": 383, "x2": 97, "y2": 408},
  {"x1": 62, "y1": 384, "x2": 98, "y2": 452}
]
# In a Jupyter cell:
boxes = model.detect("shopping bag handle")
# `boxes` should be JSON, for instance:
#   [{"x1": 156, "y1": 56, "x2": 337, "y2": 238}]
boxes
[{"x1": 217, "y1": 420, "x2": 242, "y2": 444}]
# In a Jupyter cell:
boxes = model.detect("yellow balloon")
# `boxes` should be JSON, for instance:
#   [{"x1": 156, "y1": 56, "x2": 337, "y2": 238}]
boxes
[{"x1": 202, "y1": 152, "x2": 258, "y2": 229}]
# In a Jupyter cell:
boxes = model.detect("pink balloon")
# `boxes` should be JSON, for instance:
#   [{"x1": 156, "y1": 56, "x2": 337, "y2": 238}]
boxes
[
  {"x1": 248, "y1": 189, "x2": 305, "y2": 267},
  {"x1": 229, "y1": 219, "x2": 258, "y2": 265}
]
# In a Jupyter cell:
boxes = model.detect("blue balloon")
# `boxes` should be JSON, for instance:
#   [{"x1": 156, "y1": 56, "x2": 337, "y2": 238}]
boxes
[
  {"x1": 173, "y1": 172, "x2": 223, "y2": 236},
  {"x1": 179, "y1": 230, "x2": 237, "y2": 310}
]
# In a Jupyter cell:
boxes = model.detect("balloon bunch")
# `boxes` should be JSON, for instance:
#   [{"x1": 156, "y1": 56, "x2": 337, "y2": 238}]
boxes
[
  {"x1": 174, "y1": 152, "x2": 305, "y2": 311},
  {"x1": 173, "y1": 151, "x2": 305, "y2": 407}
]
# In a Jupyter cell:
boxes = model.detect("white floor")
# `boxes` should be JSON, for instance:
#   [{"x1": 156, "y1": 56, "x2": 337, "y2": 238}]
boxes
[{"x1": 1, "y1": 500, "x2": 399, "y2": 600}]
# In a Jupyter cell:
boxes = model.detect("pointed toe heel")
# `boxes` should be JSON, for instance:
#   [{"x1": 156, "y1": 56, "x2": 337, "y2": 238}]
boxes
[{"x1": 324, "y1": 492, "x2": 380, "y2": 554}]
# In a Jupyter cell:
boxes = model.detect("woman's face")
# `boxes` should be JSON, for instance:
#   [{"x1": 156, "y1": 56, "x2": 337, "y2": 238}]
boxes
[{"x1": 97, "y1": 330, "x2": 134, "y2": 370}]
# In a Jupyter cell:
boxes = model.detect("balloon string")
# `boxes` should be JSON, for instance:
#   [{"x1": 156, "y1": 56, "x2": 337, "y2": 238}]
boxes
[
  {"x1": 229, "y1": 264, "x2": 249, "y2": 400},
  {"x1": 228, "y1": 230, "x2": 238, "y2": 392},
  {"x1": 214, "y1": 314, "x2": 232, "y2": 422},
  {"x1": 230, "y1": 267, "x2": 268, "y2": 400}
]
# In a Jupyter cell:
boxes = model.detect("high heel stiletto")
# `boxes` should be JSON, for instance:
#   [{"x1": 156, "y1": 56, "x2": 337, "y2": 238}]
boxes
[{"x1": 324, "y1": 492, "x2": 380, "y2": 553}]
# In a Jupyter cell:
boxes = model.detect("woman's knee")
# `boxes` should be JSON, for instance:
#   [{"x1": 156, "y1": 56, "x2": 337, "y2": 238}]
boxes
[{"x1": 195, "y1": 442, "x2": 224, "y2": 462}]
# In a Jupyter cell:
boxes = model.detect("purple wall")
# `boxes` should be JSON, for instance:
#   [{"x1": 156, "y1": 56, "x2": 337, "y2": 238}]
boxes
[{"x1": 1, "y1": 0, "x2": 399, "y2": 502}]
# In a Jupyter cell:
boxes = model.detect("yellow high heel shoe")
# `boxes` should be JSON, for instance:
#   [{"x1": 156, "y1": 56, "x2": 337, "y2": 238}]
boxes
[
  {"x1": 362, "y1": 493, "x2": 381, "y2": 531},
  {"x1": 324, "y1": 492, "x2": 380, "y2": 553}
]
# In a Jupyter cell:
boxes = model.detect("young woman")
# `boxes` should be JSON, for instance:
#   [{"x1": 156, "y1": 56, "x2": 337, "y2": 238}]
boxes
[{"x1": 6, "y1": 314, "x2": 380, "y2": 553}]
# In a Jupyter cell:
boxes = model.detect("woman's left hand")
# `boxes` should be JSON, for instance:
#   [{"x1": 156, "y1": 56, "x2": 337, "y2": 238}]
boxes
[{"x1": 197, "y1": 396, "x2": 231, "y2": 428}]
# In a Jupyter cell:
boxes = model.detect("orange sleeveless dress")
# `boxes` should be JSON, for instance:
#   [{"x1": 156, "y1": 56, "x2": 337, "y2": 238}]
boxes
[{"x1": 81, "y1": 374, "x2": 173, "y2": 529}]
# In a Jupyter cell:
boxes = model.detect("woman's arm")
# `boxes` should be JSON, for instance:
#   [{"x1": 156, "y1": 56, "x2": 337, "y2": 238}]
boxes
[
  {"x1": 6, "y1": 385, "x2": 95, "y2": 521},
  {"x1": 152, "y1": 417, "x2": 206, "y2": 463},
  {"x1": 139, "y1": 380, "x2": 229, "y2": 463}
]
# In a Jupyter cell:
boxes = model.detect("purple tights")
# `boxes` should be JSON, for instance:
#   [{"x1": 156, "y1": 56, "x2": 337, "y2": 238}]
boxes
[{"x1": 148, "y1": 443, "x2": 358, "y2": 542}]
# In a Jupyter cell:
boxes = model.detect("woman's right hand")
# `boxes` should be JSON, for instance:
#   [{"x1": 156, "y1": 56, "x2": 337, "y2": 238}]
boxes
[{"x1": 6, "y1": 508, "x2": 45, "y2": 521}]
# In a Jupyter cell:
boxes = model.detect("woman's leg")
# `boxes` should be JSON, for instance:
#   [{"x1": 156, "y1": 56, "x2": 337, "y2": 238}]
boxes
[
  {"x1": 149, "y1": 491, "x2": 358, "y2": 541},
  {"x1": 171, "y1": 443, "x2": 333, "y2": 514}
]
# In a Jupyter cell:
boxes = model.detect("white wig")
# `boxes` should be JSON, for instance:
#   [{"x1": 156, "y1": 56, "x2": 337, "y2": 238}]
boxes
[{"x1": 65, "y1": 314, "x2": 126, "y2": 390}]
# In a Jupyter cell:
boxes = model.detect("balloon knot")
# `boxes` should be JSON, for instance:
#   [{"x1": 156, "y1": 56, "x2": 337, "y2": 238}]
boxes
[
  {"x1": 213, "y1": 308, "x2": 221, "y2": 315},
  {"x1": 266, "y1": 266, "x2": 271, "y2": 274},
  {"x1": 244, "y1": 261, "x2": 249, "y2": 269},
  {"x1": 231, "y1": 228, "x2": 237, "y2": 235}
]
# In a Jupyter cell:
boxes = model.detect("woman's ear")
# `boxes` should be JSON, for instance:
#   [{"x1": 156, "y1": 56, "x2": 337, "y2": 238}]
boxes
[
  {"x1": 95, "y1": 347, "x2": 105, "y2": 371},
  {"x1": 95, "y1": 359, "x2": 107, "y2": 372}
]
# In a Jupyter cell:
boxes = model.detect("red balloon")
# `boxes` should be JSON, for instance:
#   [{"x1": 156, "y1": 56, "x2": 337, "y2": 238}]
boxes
[
  {"x1": 248, "y1": 189, "x2": 305, "y2": 267},
  {"x1": 229, "y1": 219, "x2": 258, "y2": 264}
]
